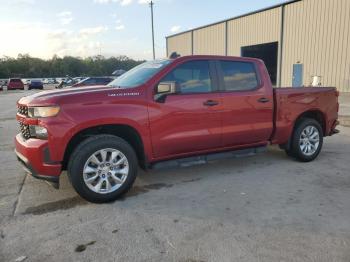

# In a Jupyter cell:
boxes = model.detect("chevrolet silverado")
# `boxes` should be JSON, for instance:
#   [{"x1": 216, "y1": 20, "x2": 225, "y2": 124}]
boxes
[{"x1": 15, "y1": 55, "x2": 339, "y2": 203}]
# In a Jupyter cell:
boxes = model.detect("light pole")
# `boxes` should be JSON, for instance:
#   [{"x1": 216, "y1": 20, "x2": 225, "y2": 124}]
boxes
[{"x1": 149, "y1": 0, "x2": 156, "y2": 60}]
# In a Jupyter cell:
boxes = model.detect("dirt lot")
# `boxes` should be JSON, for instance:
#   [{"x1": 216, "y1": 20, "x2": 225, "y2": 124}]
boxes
[{"x1": 1, "y1": 88, "x2": 350, "y2": 262}]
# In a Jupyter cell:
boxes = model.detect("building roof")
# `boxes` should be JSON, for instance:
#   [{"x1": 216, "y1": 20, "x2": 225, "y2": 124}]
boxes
[{"x1": 166, "y1": 0, "x2": 302, "y2": 38}]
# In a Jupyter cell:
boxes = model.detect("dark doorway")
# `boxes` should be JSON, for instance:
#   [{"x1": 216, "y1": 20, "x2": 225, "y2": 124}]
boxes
[{"x1": 241, "y1": 42, "x2": 278, "y2": 86}]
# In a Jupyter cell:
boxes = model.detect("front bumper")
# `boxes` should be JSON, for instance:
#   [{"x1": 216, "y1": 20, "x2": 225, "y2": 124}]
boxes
[{"x1": 15, "y1": 134, "x2": 62, "y2": 188}]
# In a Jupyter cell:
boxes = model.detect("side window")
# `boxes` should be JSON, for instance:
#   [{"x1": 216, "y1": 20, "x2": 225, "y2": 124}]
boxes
[
  {"x1": 161, "y1": 60, "x2": 212, "y2": 94},
  {"x1": 220, "y1": 61, "x2": 258, "y2": 91}
]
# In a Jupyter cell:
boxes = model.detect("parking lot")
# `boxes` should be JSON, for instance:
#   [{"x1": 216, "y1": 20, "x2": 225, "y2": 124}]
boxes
[{"x1": 1, "y1": 88, "x2": 350, "y2": 262}]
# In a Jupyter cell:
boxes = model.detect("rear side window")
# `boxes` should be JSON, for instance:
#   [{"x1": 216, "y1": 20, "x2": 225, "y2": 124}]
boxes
[
  {"x1": 161, "y1": 60, "x2": 212, "y2": 94},
  {"x1": 220, "y1": 61, "x2": 258, "y2": 91}
]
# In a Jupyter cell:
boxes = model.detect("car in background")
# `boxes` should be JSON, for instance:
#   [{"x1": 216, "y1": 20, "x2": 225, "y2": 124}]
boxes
[
  {"x1": 73, "y1": 77, "x2": 85, "y2": 83},
  {"x1": 0, "y1": 80, "x2": 6, "y2": 90},
  {"x1": 0, "y1": 79, "x2": 8, "y2": 86},
  {"x1": 112, "y1": 69, "x2": 126, "y2": 77},
  {"x1": 7, "y1": 78, "x2": 24, "y2": 90},
  {"x1": 71, "y1": 77, "x2": 114, "y2": 88},
  {"x1": 28, "y1": 80, "x2": 44, "y2": 90}
]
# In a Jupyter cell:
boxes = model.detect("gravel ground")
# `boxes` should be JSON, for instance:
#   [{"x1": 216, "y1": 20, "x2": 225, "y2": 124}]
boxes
[{"x1": 0, "y1": 89, "x2": 350, "y2": 262}]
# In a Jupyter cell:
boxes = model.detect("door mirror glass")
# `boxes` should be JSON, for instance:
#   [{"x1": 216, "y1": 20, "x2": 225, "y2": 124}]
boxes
[
  {"x1": 157, "y1": 82, "x2": 176, "y2": 94},
  {"x1": 155, "y1": 82, "x2": 177, "y2": 102}
]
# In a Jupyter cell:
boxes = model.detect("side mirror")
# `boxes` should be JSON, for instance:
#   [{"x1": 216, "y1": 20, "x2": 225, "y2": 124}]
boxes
[
  {"x1": 155, "y1": 82, "x2": 177, "y2": 102},
  {"x1": 157, "y1": 82, "x2": 176, "y2": 94}
]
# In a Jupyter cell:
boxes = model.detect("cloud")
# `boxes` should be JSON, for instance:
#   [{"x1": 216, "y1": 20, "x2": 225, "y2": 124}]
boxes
[
  {"x1": 0, "y1": 22, "x2": 52, "y2": 58},
  {"x1": 0, "y1": 21, "x2": 143, "y2": 59},
  {"x1": 93, "y1": 0, "x2": 116, "y2": 3},
  {"x1": 57, "y1": 11, "x2": 72, "y2": 17},
  {"x1": 115, "y1": 19, "x2": 125, "y2": 31},
  {"x1": 170, "y1": 25, "x2": 181, "y2": 33},
  {"x1": 93, "y1": 0, "x2": 133, "y2": 5},
  {"x1": 60, "y1": 17, "x2": 73, "y2": 25},
  {"x1": 57, "y1": 11, "x2": 73, "y2": 25},
  {"x1": 115, "y1": 25, "x2": 125, "y2": 31},
  {"x1": 47, "y1": 29, "x2": 72, "y2": 40},
  {"x1": 11, "y1": 0, "x2": 36, "y2": 5},
  {"x1": 138, "y1": 0, "x2": 159, "y2": 4},
  {"x1": 79, "y1": 26, "x2": 109, "y2": 36}
]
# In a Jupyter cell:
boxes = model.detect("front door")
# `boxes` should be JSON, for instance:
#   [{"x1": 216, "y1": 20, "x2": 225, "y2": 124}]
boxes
[{"x1": 148, "y1": 60, "x2": 222, "y2": 158}]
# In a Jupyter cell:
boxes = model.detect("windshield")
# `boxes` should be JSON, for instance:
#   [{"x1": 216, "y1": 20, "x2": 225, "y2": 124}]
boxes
[{"x1": 108, "y1": 59, "x2": 172, "y2": 88}]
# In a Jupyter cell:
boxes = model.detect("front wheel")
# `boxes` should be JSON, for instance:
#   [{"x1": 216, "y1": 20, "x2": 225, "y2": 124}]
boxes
[
  {"x1": 285, "y1": 118, "x2": 323, "y2": 162},
  {"x1": 68, "y1": 135, "x2": 138, "y2": 203}
]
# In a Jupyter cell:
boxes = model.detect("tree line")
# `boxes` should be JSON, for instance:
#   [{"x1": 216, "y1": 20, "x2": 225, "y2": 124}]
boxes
[{"x1": 0, "y1": 54, "x2": 144, "y2": 79}]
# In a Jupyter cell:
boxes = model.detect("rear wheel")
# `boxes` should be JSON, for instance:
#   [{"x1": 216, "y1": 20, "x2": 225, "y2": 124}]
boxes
[
  {"x1": 285, "y1": 118, "x2": 323, "y2": 162},
  {"x1": 67, "y1": 135, "x2": 138, "y2": 203}
]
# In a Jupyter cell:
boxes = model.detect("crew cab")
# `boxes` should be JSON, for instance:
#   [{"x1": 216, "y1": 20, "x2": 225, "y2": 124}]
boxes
[{"x1": 15, "y1": 55, "x2": 339, "y2": 203}]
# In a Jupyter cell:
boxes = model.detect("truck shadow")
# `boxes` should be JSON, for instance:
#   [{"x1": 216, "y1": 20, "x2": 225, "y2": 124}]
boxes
[{"x1": 18, "y1": 147, "x2": 295, "y2": 216}]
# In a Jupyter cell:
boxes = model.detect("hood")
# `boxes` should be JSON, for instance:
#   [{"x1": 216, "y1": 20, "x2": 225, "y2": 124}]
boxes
[{"x1": 18, "y1": 85, "x2": 111, "y2": 106}]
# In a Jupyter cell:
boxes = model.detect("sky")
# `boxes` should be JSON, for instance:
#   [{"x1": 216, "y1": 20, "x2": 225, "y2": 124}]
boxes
[{"x1": 0, "y1": 0, "x2": 285, "y2": 60}]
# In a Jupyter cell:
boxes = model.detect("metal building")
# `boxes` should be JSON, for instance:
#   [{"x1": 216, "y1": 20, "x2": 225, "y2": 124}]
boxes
[{"x1": 166, "y1": 0, "x2": 350, "y2": 92}]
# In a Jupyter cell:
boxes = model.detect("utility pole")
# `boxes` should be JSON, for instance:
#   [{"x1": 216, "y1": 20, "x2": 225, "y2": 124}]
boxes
[{"x1": 149, "y1": 0, "x2": 156, "y2": 60}]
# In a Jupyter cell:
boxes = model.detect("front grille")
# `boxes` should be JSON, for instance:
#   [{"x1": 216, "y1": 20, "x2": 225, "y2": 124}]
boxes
[
  {"x1": 18, "y1": 105, "x2": 28, "y2": 116},
  {"x1": 19, "y1": 122, "x2": 31, "y2": 140}
]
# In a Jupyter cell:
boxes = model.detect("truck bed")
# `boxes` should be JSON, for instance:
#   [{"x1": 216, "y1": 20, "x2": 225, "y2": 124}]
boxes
[{"x1": 271, "y1": 87, "x2": 339, "y2": 145}]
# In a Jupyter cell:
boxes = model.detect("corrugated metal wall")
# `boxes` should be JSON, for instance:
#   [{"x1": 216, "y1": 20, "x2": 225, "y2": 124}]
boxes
[
  {"x1": 166, "y1": 0, "x2": 350, "y2": 92},
  {"x1": 167, "y1": 32, "x2": 192, "y2": 56},
  {"x1": 193, "y1": 22, "x2": 226, "y2": 55},
  {"x1": 227, "y1": 8, "x2": 281, "y2": 56},
  {"x1": 281, "y1": 0, "x2": 350, "y2": 92}
]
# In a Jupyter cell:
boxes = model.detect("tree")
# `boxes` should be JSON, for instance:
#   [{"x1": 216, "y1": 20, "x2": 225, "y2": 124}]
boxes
[{"x1": 0, "y1": 55, "x2": 144, "y2": 78}]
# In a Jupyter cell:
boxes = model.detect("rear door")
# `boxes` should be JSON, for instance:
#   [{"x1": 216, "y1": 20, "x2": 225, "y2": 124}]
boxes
[
  {"x1": 217, "y1": 60, "x2": 273, "y2": 147},
  {"x1": 148, "y1": 60, "x2": 223, "y2": 158}
]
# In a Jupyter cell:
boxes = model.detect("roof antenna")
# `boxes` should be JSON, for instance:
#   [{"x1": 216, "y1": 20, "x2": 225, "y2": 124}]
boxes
[{"x1": 169, "y1": 52, "x2": 181, "y2": 59}]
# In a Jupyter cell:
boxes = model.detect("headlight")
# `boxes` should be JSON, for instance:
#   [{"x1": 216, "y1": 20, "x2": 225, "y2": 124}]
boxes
[
  {"x1": 28, "y1": 106, "x2": 60, "y2": 118},
  {"x1": 29, "y1": 126, "x2": 48, "y2": 139}
]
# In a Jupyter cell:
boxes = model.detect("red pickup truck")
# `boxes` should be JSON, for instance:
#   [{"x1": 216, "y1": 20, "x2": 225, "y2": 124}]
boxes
[{"x1": 15, "y1": 55, "x2": 339, "y2": 203}]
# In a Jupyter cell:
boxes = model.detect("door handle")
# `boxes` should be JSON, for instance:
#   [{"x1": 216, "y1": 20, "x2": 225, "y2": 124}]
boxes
[
  {"x1": 257, "y1": 97, "x2": 270, "y2": 103},
  {"x1": 203, "y1": 100, "x2": 219, "y2": 107}
]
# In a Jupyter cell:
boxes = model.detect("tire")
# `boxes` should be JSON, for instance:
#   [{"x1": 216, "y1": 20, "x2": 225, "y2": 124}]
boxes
[
  {"x1": 67, "y1": 135, "x2": 138, "y2": 203},
  {"x1": 284, "y1": 148, "x2": 296, "y2": 158},
  {"x1": 286, "y1": 118, "x2": 323, "y2": 162}
]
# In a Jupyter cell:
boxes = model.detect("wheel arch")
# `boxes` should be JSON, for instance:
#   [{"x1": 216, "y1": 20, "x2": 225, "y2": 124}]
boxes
[
  {"x1": 293, "y1": 110, "x2": 326, "y2": 135},
  {"x1": 62, "y1": 124, "x2": 147, "y2": 170},
  {"x1": 281, "y1": 109, "x2": 326, "y2": 150}
]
